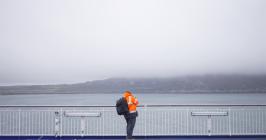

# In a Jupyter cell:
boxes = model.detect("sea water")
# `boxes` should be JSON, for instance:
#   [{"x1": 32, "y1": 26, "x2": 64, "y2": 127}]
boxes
[{"x1": 0, "y1": 93, "x2": 265, "y2": 105}]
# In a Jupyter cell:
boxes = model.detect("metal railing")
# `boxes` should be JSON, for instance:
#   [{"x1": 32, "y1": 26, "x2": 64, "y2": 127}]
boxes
[{"x1": 0, "y1": 104, "x2": 265, "y2": 137}]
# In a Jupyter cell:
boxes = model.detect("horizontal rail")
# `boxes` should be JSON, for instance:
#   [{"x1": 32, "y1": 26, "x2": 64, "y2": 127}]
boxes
[
  {"x1": 191, "y1": 112, "x2": 228, "y2": 116},
  {"x1": 64, "y1": 112, "x2": 101, "y2": 117},
  {"x1": 0, "y1": 104, "x2": 266, "y2": 107}
]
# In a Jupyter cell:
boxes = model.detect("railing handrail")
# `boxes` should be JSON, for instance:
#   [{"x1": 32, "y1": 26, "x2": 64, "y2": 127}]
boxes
[{"x1": 0, "y1": 104, "x2": 266, "y2": 107}]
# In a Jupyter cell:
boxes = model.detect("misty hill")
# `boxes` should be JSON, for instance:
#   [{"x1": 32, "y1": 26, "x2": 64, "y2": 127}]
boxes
[{"x1": 0, "y1": 75, "x2": 266, "y2": 95}]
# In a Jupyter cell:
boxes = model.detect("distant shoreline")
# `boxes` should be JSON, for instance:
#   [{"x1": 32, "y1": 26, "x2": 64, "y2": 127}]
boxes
[{"x1": 1, "y1": 75, "x2": 266, "y2": 95}]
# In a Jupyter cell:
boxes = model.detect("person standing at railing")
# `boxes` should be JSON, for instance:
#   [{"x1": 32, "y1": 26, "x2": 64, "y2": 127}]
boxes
[{"x1": 123, "y1": 91, "x2": 139, "y2": 140}]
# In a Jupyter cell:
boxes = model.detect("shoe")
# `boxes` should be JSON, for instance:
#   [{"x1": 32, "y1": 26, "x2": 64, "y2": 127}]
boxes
[{"x1": 126, "y1": 136, "x2": 135, "y2": 140}]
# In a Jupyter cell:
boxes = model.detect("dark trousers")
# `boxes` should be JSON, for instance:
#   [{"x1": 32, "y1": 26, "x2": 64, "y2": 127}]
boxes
[{"x1": 124, "y1": 112, "x2": 137, "y2": 139}]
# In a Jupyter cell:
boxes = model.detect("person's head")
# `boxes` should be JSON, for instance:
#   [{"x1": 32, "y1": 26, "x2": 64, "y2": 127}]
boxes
[{"x1": 123, "y1": 90, "x2": 132, "y2": 97}]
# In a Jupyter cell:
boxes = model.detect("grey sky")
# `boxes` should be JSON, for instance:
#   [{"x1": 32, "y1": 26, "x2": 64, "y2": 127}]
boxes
[{"x1": 0, "y1": 0, "x2": 266, "y2": 85}]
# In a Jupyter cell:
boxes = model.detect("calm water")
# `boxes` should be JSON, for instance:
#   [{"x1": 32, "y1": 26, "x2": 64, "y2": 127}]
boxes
[{"x1": 0, "y1": 93, "x2": 266, "y2": 105}]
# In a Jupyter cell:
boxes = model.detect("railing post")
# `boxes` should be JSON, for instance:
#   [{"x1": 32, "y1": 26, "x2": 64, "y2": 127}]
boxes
[
  {"x1": 19, "y1": 109, "x2": 21, "y2": 136},
  {"x1": 144, "y1": 104, "x2": 147, "y2": 137},
  {"x1": 228, "y1": 107, "x2": 232, "y2": 136},
  {"x1": 186, "y1": 108, "x2": 189, "y2": 136},
  {"x1": 60, "y1": 108, "x2": 63, "y2": 137},
  {"x1": 207, "y1": 115, "x2": 212, "y2": 136},
  {"x1": 54, "y1": 111, "x2": 60, "y2": 137},
  {"x1": 81, "y1": 117, "x2": 85, "y2": 137},
  {"x1": 102, "y1": 108, "x2": 104, "y2": 136}
]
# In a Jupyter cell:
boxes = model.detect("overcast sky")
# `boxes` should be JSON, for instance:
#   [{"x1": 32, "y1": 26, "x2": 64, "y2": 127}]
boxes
[{"x1": 0, "y1": 0, "x2": 266, "y2": 85}]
